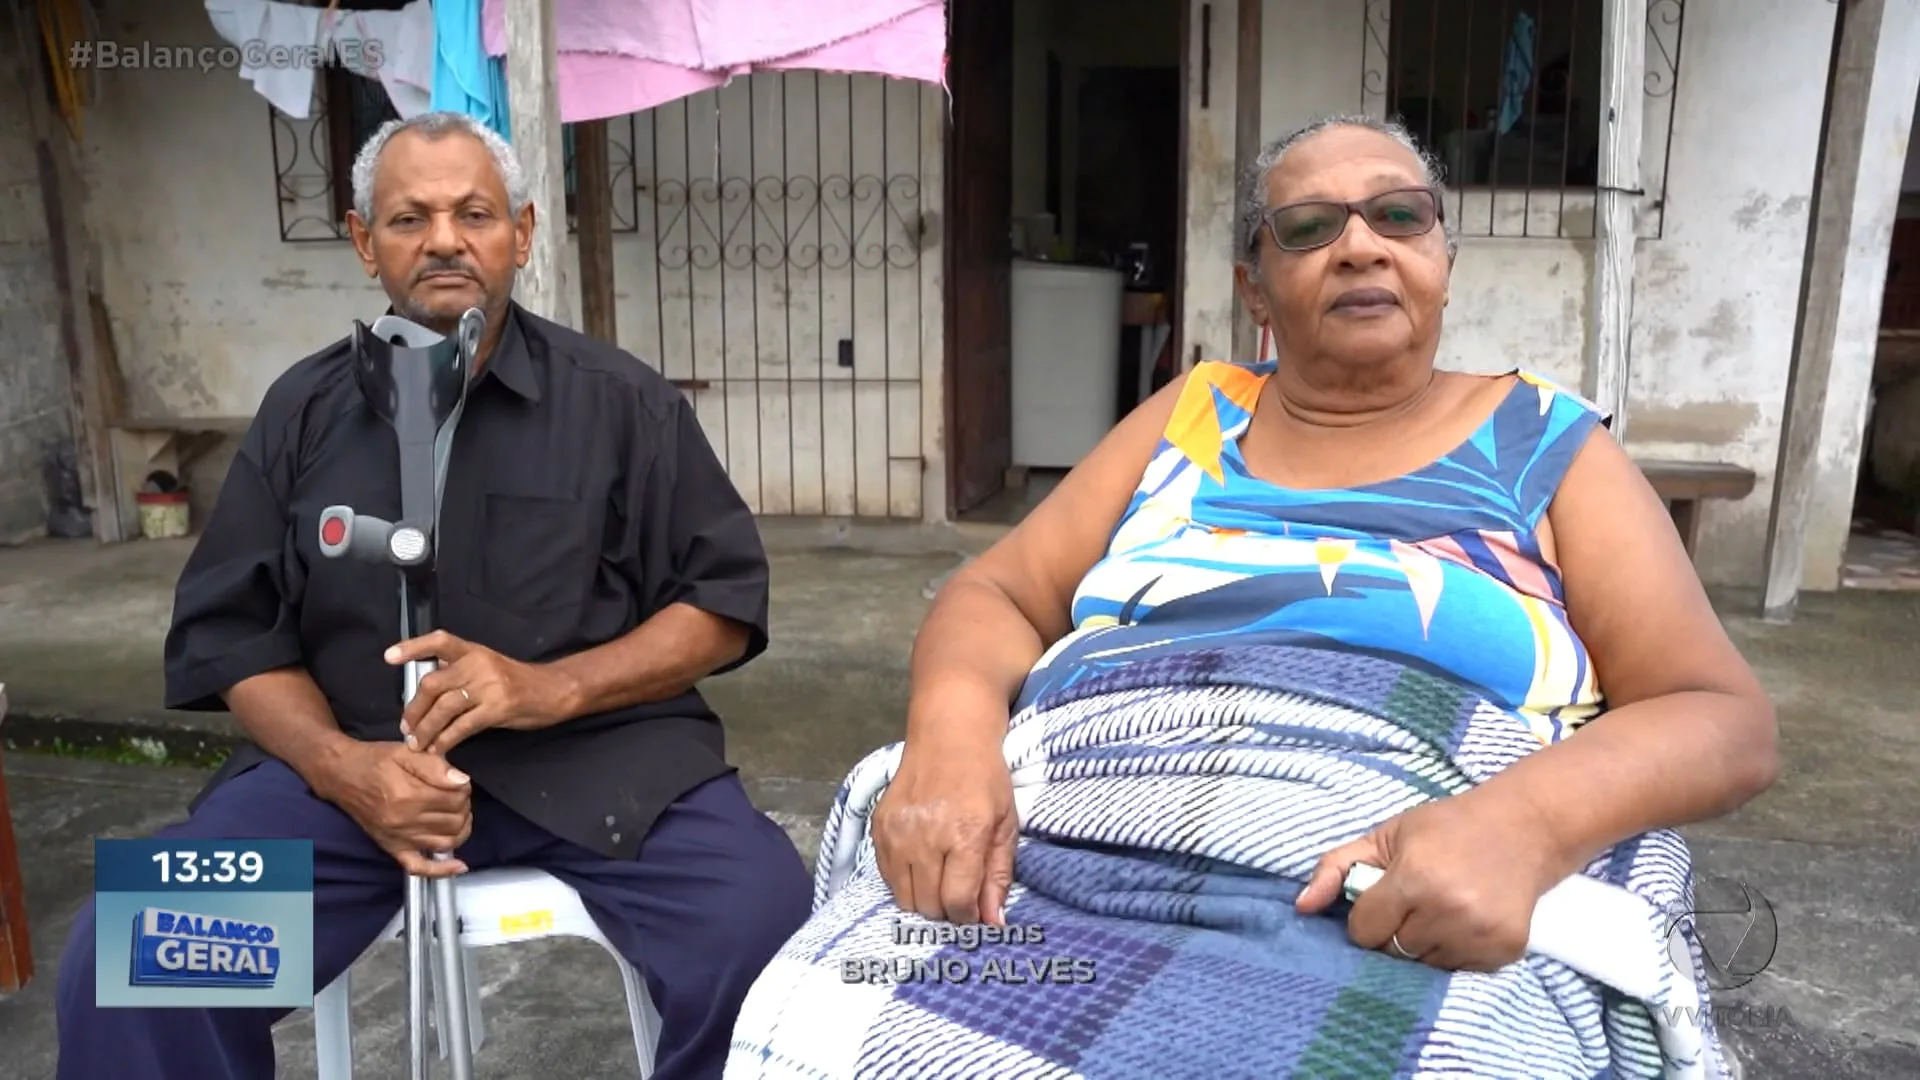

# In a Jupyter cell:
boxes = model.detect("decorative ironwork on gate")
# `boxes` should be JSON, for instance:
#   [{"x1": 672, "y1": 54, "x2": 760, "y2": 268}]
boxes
[
  {"x1": 652, "y1": 175, "x2": 923, "y2": 272},
  {"x1": 631, "y1": 74, "x2": 933, "y2": 521},
  {"x1": 1644, "y1": 0, "x2": 1683, "y2": 98}
]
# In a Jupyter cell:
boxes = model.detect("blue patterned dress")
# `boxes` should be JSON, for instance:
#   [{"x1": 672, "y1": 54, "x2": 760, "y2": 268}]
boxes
[{"x1": 1016, "y1": 360, "x2": 1613, "y2": 745}]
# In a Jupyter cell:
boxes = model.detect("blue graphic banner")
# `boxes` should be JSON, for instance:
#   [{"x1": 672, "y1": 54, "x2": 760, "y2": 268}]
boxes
[{"x1": 94, "y1": 839, "x2": 314, "y2": 1008}]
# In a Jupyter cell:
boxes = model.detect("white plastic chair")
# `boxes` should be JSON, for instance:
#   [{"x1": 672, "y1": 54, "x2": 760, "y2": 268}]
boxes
[{"x1": 312, "y1": 866, "x2": 661, "y2": 1079}]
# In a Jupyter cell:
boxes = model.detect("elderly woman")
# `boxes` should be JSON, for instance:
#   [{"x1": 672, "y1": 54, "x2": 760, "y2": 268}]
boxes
[{"x1": 726, "y1": 116, "x2": 1776, "y2": 1080}]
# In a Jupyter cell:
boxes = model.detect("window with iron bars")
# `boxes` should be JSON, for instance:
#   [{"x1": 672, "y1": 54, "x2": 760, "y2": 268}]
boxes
[{"x1": 1364, "y1": 0, "x2": 1684, "y2": 241}]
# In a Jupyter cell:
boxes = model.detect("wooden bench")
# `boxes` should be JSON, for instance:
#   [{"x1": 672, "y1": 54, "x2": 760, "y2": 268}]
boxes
[
  {"x1": 1635, "y1": 459, "x2": 1757, "y2": 558},
  {"x1": 0, "y1": 682, "x2": 32, "y2": 993}
]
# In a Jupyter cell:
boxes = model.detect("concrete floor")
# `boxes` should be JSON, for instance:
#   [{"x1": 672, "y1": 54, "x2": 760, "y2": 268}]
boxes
[{"x1": 1, "y1": 532, "x2": 1917, "y2": 1078}]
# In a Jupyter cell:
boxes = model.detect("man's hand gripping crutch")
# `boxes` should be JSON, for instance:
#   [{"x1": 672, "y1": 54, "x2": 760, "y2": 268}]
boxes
[{"x1": 315, "y1": 307, "x2": 487, "y2": 1080}]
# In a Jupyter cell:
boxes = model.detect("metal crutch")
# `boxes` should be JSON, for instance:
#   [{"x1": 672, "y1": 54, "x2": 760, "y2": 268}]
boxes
[{"x1": 315, "y1": 306, "x2": 487, "y2": 1080}]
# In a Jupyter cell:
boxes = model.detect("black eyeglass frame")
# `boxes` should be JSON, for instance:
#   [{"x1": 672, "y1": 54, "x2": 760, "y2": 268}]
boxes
[{"x1": 1255, "y1": 186, "x2": 1447, "y2": 254}]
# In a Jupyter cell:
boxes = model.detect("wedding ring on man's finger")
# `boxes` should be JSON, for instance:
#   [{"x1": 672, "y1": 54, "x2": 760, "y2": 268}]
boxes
[{"x1": 1389, "y1": 933, "x2": 1417, "y2": 960}]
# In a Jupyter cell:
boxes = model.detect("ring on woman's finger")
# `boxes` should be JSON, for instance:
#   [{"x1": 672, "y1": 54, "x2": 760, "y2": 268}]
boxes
[{"x1": 1389, "y1": 933, "x2": 1418, "y2": 960}]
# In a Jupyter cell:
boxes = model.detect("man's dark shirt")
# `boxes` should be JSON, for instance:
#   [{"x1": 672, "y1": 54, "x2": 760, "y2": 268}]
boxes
[{"x1": 165, "y1": 302, "x2": 770, "y2": 860}]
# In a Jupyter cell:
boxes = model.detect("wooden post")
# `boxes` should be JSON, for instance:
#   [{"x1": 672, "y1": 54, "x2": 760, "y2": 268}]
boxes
[
  {"x1": 1762, "y1": 0, "x2": 1919, "y2": 618},
  {"x1": 12, "y1": 0, "x2": 129, "y2": 542},
  {"x1": 1229, "y1": 0, "x2": 1263, "y2": 365},
  {"x1": 0, "y1": 682, "x2": 32, "y2": 993},
  {"x1": 1583, "y1": 0, "x2": 1647, "y2": 435},
  {"x1": 573, "y1": 119, "x2": 617, "y2": 343},
  {"x1": 504, "y1": 0, "x2": 575, "y2": 326}
]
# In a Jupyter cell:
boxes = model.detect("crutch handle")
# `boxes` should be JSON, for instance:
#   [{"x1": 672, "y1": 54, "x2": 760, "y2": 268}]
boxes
[{"x1": 317, "y1": 505, "x2": 430, "y2": 567}]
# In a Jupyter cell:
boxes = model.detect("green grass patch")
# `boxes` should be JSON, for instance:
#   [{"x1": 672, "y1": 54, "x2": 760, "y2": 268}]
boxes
[{"x1": 9, "y1": 734, "x2": 230, "y2": 770}]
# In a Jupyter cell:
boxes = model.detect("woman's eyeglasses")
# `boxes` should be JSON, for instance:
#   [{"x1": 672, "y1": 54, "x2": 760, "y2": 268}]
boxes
[{"x1": 1258, "y1": 187, "x2": 1443, "y2": 253}]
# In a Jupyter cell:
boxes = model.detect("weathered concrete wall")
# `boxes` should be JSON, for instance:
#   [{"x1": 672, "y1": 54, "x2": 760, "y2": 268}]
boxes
[
  {"x1": 0, "y1": 5, "x2": 74, "y2": 543},
  {"x1": 1258, "y1": 0, "x2": 1843, "y2": 589},
  {"x1": 75, "y1": 0, "x2": 594, "y2": 421},
  {"x1": 73, "y1": 1, "x2": 383, "y2": 421},
  {"x1": 76, "y1": 0, "x2": 950, "y2": 523}
]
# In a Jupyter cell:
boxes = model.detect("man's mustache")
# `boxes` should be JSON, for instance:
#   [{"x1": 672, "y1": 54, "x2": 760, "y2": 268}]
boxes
[{"x1": 414, "y1": 259, "x2": 479, "y2": 283}]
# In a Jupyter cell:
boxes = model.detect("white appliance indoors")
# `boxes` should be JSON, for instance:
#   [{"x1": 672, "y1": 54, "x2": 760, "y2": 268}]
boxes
[{"x1": 1009, "y1": 258, "x2": 1125, "y2": 469}]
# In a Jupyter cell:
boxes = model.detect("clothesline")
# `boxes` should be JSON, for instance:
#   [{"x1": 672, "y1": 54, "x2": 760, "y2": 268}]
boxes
[
  {"x1": 203, "y1": 0, "x2": 433, "y2": 122},
  {"x1": 202, "y1": 0, "x2": 948, "y2": 138}
]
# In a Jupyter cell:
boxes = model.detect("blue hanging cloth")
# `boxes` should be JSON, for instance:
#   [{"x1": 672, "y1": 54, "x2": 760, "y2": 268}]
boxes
[
  {"x1": 1497, "y1": 11, "x2": 1537, "y2": 136},
  {"x1": 431, "y1": 0, "x2": 512, "y2": 140}
]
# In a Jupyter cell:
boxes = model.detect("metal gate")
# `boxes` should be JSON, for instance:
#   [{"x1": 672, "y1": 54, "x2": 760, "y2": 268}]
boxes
[{"x1": 617, "y1": 73, "x2": 938, "y2": 518}]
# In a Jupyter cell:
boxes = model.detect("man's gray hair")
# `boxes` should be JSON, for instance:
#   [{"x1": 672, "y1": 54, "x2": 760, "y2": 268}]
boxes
[
  {"x1": 1237, "y1": 113, "x2": 1459, "y2": 274},
  {"x1": 350, "y1": 111, "x2": 531, "y2": 223}
]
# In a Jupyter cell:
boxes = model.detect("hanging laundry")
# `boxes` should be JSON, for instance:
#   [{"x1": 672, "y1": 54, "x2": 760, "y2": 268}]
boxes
[
  {"x1": 330, "y1": 0, "x2": 437, "y2": 120},
  {"x1": 477, "y1": 0, "x2": 947, "y2": 123},
  {"x1": 1497, "y1": 11, "x2": 1537, "y2": 136},
  {"x1": 433, "y1": 0, "x2": 512, "y2": 139},
  {"x1": 203, "y1": 0, "x2": 436, "y2": 122},
  {"x1": 203, "y1": 0, "x2": 327, "y2": 118}
]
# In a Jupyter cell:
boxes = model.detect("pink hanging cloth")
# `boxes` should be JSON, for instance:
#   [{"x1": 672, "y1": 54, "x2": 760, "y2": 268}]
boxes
[{"x1": 479, "y1": 0, "x2": 948, "y2": 122}]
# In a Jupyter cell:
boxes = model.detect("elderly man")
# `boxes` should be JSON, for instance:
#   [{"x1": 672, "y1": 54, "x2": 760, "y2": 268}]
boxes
[{"x1": 53, "y1": 111, "x2": 811, "y2": 1079}]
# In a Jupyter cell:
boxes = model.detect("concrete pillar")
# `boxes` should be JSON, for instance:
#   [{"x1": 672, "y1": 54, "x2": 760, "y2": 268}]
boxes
[
  {"x1": 1763, "y1": 0, "x2": 1920, "y2": 617},
  {"x1": 503, "y1": 0, "x2": 575, "y2": 327}
]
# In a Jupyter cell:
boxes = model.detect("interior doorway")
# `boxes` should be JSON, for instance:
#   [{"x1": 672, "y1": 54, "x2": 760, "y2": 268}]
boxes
[
  {"x1": 1843, "y1": 84, "x2": 1920, "y2": 591},
  {"x1": 944, "y1": 0, "x2": 1188, "y2": 522}
]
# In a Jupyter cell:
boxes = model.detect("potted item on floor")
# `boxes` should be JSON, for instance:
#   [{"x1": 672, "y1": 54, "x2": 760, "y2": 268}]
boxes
[{"x1": 135, "y1": 470, "x2": 190, "y2": 540}]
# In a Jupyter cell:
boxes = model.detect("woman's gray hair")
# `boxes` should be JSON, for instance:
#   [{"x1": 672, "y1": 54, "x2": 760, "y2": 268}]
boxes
[
  {"x1": 1237, "y1": 113, "x2": 1459, "y2": 275},
  {"x1": 350, "y1": 111, "x2": 531, "y2": 223}
]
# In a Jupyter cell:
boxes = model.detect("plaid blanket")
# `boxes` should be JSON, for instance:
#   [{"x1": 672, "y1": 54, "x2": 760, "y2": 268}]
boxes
[{"x1": 725, "y1": 645, "x2": 1735, "y2": 1079}]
